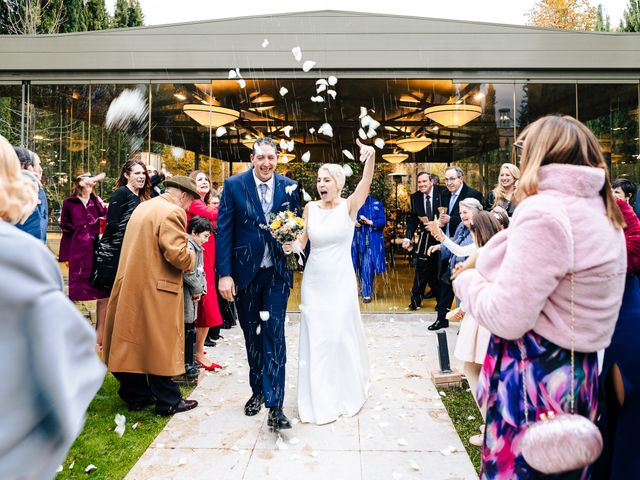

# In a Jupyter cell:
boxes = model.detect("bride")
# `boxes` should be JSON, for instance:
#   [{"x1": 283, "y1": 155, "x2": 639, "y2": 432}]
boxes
[{"x1": 285, "y1": 139, "x2": 376, "y2": 425}]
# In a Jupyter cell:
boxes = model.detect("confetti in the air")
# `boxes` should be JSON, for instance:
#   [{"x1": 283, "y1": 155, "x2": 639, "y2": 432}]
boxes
[
  {"x1": 283, "y1": 125, "x2": 293, "y2": 137},
  {"x1": 85, "y1": 464, "x2": 97, "y2": 473},
  {"x1": 228, "y1": 69, "x2": 237, "y2": 79},
  {"x1": 259, "y1": 311, "x2": 270, "y2": 321},
  {"x1": 301, "y1": 151, "x2": 311, "y2": 162},
  {"x1": 358, "y1": 128, "x2": 367, "y2": 140},
  {"x1": 261, "y1": 39, "x2": 269, "y2": 48},
  {"x1": 316, "y1": 83, "x2": 327, "y2": 93},
  {"x1": 342, "y1": 164, "x2": 353, "y2": 177},
  {"x1": 292, "y1": 46, "x2": 302, "y2": 62},
  {"x1": 279, "y1": 86, "x2": 289, "y2": 97},
  {"x1": 374, "y1": 138, "x2": 385, "y2": 149},
  {"x1": 310, "y1": 95, "x2": 325, "y2": 103},
  {"x1": 359, "y1": 106, "x2": 368, "y2": 119},
  {"x1": 216, "y1": 126, "x2": 227, "y2": 137},
  {"x1": 302, "y1": 60, "x2": 316, "y2": 72},
  {"x1": 285, "y1": 184, "x2": 298, "y2": 195},
  {"x1": 104, "y1": 89, "x2": 148, "y2": 131},
  {"x1": 342, "y1": 149, "x2": 354, "y2": 161},
  {"x1": 327, "y1": 89, "x2": 337, "y2": 99},
  {"x1": 302, "y1": 188, "x2": 312, "y2": 201},
  {"x1": 328, "y1": 75, "x2": 338, "y2": 86},
  {"x1": 318, "y1": 123, "x2": 333, "y2": 137},
  {"x1": 308, "y1": 127, "x2": 316, "y2": 134},
  {"x1": 171, "y1": 146, "x2": 185, "y2": 159},
  {"x1": 237, "y1": 79, "x2": 246, "y2": 89}
]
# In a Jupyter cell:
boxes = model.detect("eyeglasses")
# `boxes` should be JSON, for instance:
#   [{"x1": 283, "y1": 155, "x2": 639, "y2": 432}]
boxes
[{"x1": 444, "y1": 177, "x2": 460, "y2": 183}]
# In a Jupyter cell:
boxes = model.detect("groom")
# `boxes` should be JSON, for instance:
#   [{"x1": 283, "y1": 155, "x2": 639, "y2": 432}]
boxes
[{"x1": 217, "y1": 137, "x2": 301, "y2": 430}]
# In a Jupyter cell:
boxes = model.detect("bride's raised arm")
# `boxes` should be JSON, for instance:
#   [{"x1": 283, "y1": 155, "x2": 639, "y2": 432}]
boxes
[{"x1": 347, "y1": 138, "x2": 376, "y2": 219}]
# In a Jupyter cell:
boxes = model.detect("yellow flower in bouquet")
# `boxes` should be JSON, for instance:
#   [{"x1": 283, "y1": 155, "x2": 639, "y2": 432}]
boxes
[{"x1": 262, "y1": 210, "x2": 306, "y2": 270}]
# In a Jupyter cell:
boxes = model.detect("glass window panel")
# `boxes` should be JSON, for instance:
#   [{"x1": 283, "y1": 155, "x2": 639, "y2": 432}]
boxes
[{"x1": 0, "y1": 84, "x2": 22, "y2": 145}]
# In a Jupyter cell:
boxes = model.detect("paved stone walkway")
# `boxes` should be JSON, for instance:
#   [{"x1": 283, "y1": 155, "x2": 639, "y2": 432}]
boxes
[{"x1": 126, "y1": 314, "x2": 478, "y2": 480}]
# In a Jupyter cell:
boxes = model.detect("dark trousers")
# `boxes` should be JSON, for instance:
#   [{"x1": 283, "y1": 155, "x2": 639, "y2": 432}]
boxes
[
  {"x1": 184, "y1": 322, "x2": 196, "y2": 367},
  {"x1": 435, "y1": 259, "x2": 455, "y2": 322},
  {"x1": 112, "y1": 372, "x2": 182, "y2": 414},
  {"x1": 236, "y1": 266, "x2": 289, "y2": 408},
  {"x1": 410, "y1": 252, "x2": 441, "y2": 308}
]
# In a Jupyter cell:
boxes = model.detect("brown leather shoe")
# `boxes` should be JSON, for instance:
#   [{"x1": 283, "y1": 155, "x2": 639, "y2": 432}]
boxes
[{"x1": 156, "y1": 399, "x2": 198, "y2": 416}]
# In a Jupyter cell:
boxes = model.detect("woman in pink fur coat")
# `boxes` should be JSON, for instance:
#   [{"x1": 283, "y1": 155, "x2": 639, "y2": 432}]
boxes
[{"x1": 453, "y1": 115, "x2": 627, "y2": 479}]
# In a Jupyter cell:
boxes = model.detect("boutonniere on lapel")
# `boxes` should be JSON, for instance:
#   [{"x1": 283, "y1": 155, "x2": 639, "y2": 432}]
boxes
[{"x1": 285, "y1": 184, "x2": 298, "y2": 195}]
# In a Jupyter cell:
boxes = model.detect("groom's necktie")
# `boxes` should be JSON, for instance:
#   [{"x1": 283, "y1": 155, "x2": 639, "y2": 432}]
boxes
[{"x1": 258, "y1": 183, "x2": 273, "y2": 268}]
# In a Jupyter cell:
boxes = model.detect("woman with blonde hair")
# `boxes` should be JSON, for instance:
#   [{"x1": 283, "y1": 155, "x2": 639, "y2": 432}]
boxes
[
  {"x1": 453, "y1": 115, "x2": 626, "y2": 478},
  {"x1": 485, "y1": 162, "x2": 520, "y2": 216}
]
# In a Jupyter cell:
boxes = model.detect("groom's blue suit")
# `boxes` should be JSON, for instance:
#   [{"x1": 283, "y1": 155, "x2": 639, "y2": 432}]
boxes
[{"x1": 216, "y1": 169, "x2": 301, "y2": 408}]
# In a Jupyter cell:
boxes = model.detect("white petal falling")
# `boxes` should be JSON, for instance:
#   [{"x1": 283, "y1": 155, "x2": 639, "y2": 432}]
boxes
[
  {"x1": 176, "y1": 458, "x2": 188, "y2": 467},
  {"x1": 360, "y1": 115, "x2": 372, "y2": 128},
  {"x1": 279, "y1": 139, "x2": 288, "y2": 151},
  {"x1": 410, "y1": 460, "x2": 421, "y2": 471},
  {"x1": 292, "y1": 46, "x2": 302, "y2": 62},
  {"x1": 374, "y1": 138, "x2": 385, "y2": 149},
  {"x1": 310, "y1": 95, "x2": 325, "y2": 103},
  {"x1": 342, "y1": 149, "x2": 354, "y2": 161},
  {"x1": 215, "y1": 126, "x2": 227, "y2": 137},
  {"x1": 237, "y1": 79, "x2": 246, "y2": 89},
  {"x1": 228, "y1": 69, "x2": 237, "y2": 79},
  {"x1": 283, "y1": 125, "x2": 293, "y2": 137},
  {"x1": 261, "y1": 39, "x2": 269, "y2": 48},
  {"x1": 276, "y1": 435, "x2": 289, "y2": 450},
  {"x1": 302, "y1": 188, "x2": 312, "y2": 201},
  {"x1": 171, "y1": 146, "x2": 185, "y2": 159},
  {"x1": 85, "y1": 465, "x2": 97, "y2": 473},
  {"x1": 302, "y1": 60, "x2": 316, "y2": 72},
  {"x1": 285, "y1": 184, "x2": 298, "y2": 195},
  {"x1": 342, "y1": 164, "x2": 353, "y2": 177},
  {"x1": 326, "y1": 89, "x2": 337, "y2": 99},
  {"x1": 56, "y1": 466, "x2": 63, "y2": 473},
  {"x1": 69, "y1": 462, "x2": 75, "y2": 470},
  {"x1": 318, "y1": 123, "x2": 333, "y2": 137},
  {"x1": 104, "y1": 89, "x2": 148, "y2": 131},
  {"x1": 301, "y1": 151, "x2": 311, "y2": 162},
  {"x1": 285, "y1": 139, "x2": 295, "y2": 152},
  {"x1": 359, "y1": 106, "x2": 368, "y2": 119},
  {"x1": 279, "y1": 86, "x2": 289, "y2": 97},
  {"x1": 369, "y1": 118, "x2": 381, "y2": 130},
  {"x1": 316, "y1": 78, "x2": 329, "y2": 86},
  {"x1": 358, "y1": 128, "x2": 367, "y2": 140},
  {"x1": 367, "y1": 126, "x2": 377, "y2": 138},
  {"x1": 316, "y1": 83, "x2": 327, "y2": 93},
  {"x1": 328, "y1": 75, "x2": 338, "y2": 86},
  {"x1": 256, "y1": 324, "x2": 261, "y2": 335},
  {"x1": 397, "y1": 438, "x2": 409, "y2": 446},
  {"x1": 308, "y1": 127, "x2": 316, "y2": 134},
  {"x1": 259, "y1": 311, "x2": 270, "y2": 321}
]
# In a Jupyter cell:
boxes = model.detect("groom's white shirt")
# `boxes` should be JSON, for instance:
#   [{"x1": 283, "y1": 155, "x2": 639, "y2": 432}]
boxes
[{"x1": 252, "y1": 169, "x2": 275, "y2": 268}]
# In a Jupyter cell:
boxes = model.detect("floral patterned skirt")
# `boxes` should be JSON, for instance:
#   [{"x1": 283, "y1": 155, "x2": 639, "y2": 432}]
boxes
[{"x1": 477, "y1": 331, "x2": 599, "y2": 480}]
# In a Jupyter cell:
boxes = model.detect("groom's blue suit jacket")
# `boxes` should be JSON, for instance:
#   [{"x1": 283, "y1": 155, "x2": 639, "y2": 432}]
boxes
[{"x1": 216, "y1": 169, "x2": 301, "y2": 290}]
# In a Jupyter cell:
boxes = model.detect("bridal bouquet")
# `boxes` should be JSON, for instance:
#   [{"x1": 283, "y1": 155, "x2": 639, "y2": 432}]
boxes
[{"x1": 265, "y1": 210, "x2": 305, "y2": 270}]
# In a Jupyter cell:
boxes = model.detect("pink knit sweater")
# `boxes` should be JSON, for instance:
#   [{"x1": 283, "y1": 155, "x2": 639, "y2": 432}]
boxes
[{"x1": 454, "y1": 164, "x2": 627, "y2": 352}]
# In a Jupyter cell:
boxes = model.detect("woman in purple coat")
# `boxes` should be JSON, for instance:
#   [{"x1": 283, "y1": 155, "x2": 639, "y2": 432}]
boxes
[{"x1": 59, "y1": 173, "x2": 108, "y2": 336}]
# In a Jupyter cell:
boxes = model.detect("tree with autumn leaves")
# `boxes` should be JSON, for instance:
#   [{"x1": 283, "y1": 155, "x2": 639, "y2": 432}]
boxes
[{"x1": 527, "y1": 0, "x2": 597, "y2": 30}]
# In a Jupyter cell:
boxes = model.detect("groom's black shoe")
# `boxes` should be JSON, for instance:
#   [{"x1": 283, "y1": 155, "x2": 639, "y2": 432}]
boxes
[
  {"x1": 244, "y1": 393, "x2": 264, "y2": 416},
  {"x1": 427, "y1": 318, "x2": 449, "y2": 331},
  {"x1": 267, "y1": 407, "x2": 292, "y2": 430}
]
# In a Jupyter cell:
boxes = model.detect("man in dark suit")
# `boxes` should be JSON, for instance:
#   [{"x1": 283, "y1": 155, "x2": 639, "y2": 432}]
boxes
[
  {"x1": 217, "y1": 137, "x2": 301, "y2": 430},
  {"x1": 428, "y1": 165, "x2": 483, "y2": 331},
  {"x1": 402, "y1": 172, "x2": 445, "y2": 311}
]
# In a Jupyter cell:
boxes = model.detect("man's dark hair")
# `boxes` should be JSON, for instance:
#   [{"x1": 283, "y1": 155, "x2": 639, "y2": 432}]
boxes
[
  {"x1": 187, "y1": 215, "x2": 213, "y2": 235},
  {"x1": 416, "y1": 171, "x2": 430, "y2": 181},
  {"x1": 13, "y1": 146, "x2": 34, "y2": 169},
  {"x1": 252, "y1": 136, "x2": 278, "y2": 154},
  {"x1": 612, "y1": 178, "x2": 635, "y2": 199}
]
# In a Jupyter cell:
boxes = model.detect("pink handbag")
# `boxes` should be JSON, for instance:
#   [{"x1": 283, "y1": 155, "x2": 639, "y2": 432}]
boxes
[{"x1": 519, "y1": 273, "x2": 603, "y2": 474}]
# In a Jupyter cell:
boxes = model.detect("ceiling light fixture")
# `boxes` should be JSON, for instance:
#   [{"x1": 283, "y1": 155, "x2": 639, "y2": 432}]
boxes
[
  {"x1": 174, "y1": 93, "x2": 187, "y2": 101},
  {"x1": 396, "y1": 136, "x2": 432, "y2": 153},
  {"x1": 424, "y1": 104, "x2": 482, "y2": 128},
  {"x1": 183, "y1": 105, "x2": 240, "y2": 127},
  {"x1": 382, "y1": 152, "x2": 409, "y2": 164}
]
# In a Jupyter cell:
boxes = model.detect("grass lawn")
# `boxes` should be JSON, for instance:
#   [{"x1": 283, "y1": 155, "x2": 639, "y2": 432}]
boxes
[
  {"x1": 439, "y1": 381, "x2": 483, "y2": 473},
  {"x1": 57, "y1": 373, "x2": 194, "y2": 479}
]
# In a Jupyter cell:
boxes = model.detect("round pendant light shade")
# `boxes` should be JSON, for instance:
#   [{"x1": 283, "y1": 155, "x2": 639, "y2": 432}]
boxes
[
  {"x1": 396, "y1": 136, "x2": 432, "y2": 152},
  {"x1": 424, "y1": 104, "x2": 482, "y2": 128},
  {"x1": 382, "y1": 152, "x2": 409, "y2": 164},
  {"x1": 183, "y1": 104, "x2": 240, "y2": 127}
]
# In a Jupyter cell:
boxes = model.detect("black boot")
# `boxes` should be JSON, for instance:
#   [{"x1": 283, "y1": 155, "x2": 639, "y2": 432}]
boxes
[
  {"x1": 267, "y1": 407, "x2": 292, "y2": 430},
  {"x1": 428, "y1": 318, "x2": 449, "y2": 331}
]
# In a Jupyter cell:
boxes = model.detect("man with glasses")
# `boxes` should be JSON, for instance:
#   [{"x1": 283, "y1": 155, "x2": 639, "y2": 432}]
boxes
[{"x1": 428, "y1": 166, "x2": 483, "y2": 331}]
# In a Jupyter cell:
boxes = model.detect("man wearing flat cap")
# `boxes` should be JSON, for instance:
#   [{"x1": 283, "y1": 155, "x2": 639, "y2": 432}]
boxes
[{"x1": 102, "y1": 176, "x2": 200, "y2": 415}]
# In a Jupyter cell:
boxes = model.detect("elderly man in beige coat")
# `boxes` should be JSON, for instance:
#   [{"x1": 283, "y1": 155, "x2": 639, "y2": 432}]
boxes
[{"x1": 102, "y1": 176, "x2": 199, "y2": 416}]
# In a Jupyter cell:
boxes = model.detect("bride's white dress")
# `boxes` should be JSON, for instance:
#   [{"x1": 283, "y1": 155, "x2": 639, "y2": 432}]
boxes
[{"x1": 297, "y1": 200, "x2": 370, "y2": 424}]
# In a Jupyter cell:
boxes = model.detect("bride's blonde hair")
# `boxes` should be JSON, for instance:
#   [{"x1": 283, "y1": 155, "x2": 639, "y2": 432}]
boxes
[
  {"x1": 0, "y1": 136, "x2": 39, "y2": 224},
  {"x1": 318, "y1": 164, "x2": 345, "y2": 190}
]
